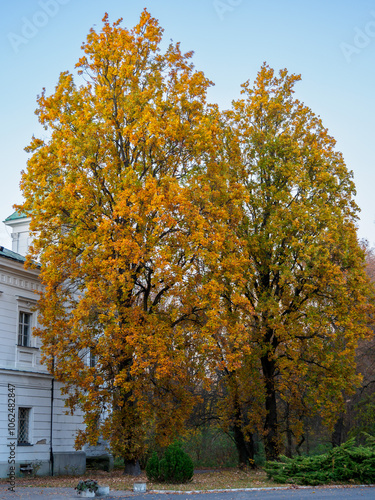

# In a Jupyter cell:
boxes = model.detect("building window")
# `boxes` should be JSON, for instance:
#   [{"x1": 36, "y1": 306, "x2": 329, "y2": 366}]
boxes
[
  {"x1": 18, "y1": 408, "x2": 31, "y2": 445},
  {"x1": 89, "y1": 350, "x2": 96, "y2": 368},
  {"x1": 18, "y1": 312, "x2": 31, "y2": 347}
]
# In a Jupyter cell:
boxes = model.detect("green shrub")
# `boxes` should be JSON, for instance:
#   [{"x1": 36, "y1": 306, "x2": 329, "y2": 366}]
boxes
[
  {"x1": 146, "y1": 443, "x2": 194, "y2": 483},
  {"x1": 145, "y1": 452, "x2": 160, "y2": 482},
  {"x1": 265, "y1": 437, "x2": 375, "y2": 485}
]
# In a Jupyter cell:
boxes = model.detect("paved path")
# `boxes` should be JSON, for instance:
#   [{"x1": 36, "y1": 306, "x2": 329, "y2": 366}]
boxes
[{"x1": 1, "y1": 485, "x2": 375, "y2": 500}]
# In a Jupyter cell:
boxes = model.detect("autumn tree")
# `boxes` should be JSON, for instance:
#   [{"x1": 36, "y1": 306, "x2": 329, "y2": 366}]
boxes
[
  {"x1": 19, "y1": 10, "x2": 228, "y2": 474},
  {"x1": 210, "y1": 65, "x2": 375, "y2": 461}
]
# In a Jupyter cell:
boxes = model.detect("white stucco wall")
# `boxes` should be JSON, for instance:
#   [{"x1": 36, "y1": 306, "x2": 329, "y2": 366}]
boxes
[{"x1": 0, "y1": 254, "x2": 86, "y2": 478}]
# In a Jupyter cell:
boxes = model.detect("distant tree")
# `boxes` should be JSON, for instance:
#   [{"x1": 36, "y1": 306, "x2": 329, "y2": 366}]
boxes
[
  {"x1": 364, "y1": 241, "x2": 375, "y2": 282},
  {"x1": 19, "y1": 10, "x2": 228, "y2": 474}
]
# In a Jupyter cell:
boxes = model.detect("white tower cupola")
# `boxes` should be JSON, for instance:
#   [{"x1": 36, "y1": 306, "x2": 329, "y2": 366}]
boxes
[{"x1": 3, "y1": 212, "x2": 32, "y2": 257}]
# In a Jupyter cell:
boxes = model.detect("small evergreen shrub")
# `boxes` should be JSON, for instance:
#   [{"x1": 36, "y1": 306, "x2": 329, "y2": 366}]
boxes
[
  {"x1": 145, "y1": 452, "x2": 160, "y2": 482},
  {"x1": 265, "y1": 437, "x2": 375, "y2": 485},
  {"x1": 146, "y1": 443, "x2": 194, "y2": 483}
]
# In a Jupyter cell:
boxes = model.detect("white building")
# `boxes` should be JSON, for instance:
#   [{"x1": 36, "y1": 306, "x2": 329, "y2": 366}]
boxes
[{"x1": 0, "y1": 212, "x2": 86, "y2": 477}]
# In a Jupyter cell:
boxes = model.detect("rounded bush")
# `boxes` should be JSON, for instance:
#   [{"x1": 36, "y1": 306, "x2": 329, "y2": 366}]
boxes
[{"x1": 146, "y1": 443, "x2": 194, "y2": 483}]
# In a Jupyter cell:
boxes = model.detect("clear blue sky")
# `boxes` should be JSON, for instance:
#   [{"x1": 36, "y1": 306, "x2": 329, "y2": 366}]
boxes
[{"x1": 1, "y1": 0, "x2": 374, "y2": 247}]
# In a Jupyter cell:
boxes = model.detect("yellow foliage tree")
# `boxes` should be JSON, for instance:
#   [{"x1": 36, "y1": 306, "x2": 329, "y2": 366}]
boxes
[
  {"x1": 19, "y1": 10, "x2": 232, "y2": 473},
  {"x1": 214, "y1": 64, "x2": 375, "y2": 461}
]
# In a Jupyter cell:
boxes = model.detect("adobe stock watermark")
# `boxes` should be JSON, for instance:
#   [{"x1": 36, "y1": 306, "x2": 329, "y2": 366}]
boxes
[
  {"x1": 340, "y1": 11, "x2": 375, "y2": 63},
  {"x1": 7, "y1": 0, "x2": 71, "y2": 54},
  {"x1": 7, "y1": 384, "x2": 16, "y2": 492},
  {"x1": 213, "y1": 0, "x2": 243, "y2": 21}
]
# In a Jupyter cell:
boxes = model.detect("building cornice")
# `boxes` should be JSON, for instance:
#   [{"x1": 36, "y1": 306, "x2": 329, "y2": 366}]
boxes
[
  {"x1": 0, "y1": 264, "x2": 41, "y2": 294},
  {"x1": 0, "y1": 367, "x2": 53, "y2": 379}
]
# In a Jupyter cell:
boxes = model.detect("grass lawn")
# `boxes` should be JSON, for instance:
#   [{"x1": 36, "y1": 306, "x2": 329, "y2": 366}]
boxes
[{"x1": 0, "y1": 468, "x2": 285, "y2": 491}]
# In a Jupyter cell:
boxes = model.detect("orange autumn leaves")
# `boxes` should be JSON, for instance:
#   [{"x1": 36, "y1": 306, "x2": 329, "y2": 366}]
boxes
[{"x1": 19, "y1": 10, "x2": 374, "y2": 463}]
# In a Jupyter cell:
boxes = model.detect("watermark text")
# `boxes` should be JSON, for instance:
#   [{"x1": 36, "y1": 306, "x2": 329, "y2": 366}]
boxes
[
  {"x1": 7, "y1": 0, "x2": 71, "y2": 54},
  {"x1": 8, "y1": 383, "x2": 16, "y2": 492},
  {"x1": 213, "y1": 0, "x2": 243, "y2": 21},
  {"x1": 340, "y1": 11, "x2": 375, "y2": 63}
]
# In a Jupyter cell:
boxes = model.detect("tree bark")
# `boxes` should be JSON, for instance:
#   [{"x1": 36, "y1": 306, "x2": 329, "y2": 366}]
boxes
[
  {"x1": 285, "y1": 402, "x2": 293, "y2": 458},
  {"x1": 295, "y1": 435, "x2": 305, "y2": 456},
  {"x1": 232, "y1": 423, "x2": 256, "y2": 468},
  {"x1": 227, "y1": 373, "x2": 257, "y2": 468},
  {"x1": 332, "y1": 414, "x2": 344, "y2": 447},
  {"x1": 261, "y1": 352, "x2": 279, "y2": 461},
  {"x1": 123, "y1": 458, "x2": 141, "y2": 476}
]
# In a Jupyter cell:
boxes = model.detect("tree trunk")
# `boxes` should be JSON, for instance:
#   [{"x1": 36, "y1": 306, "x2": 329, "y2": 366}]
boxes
[
  {"x1": 232, "y1": 423, "x2": 256, "y2": 468},
  {"x1": 332, "y1": 415, "x2": 344, "y2": 447},
  {"x1": 227, "y1": 373, "x2": 257, "y2": 468},
  {"x1": 116, "y1": 356, "x2": 142, "y2": 476},
  {"x1": 123, "y1": 458, "x2": 141, "y2": 476},
  {"x1": 285, "y1": 402, "x2": 292, "y2": 458},
  {"x1": 261, "y1": 353, "x2": 279, "y2": 461},
  {"x1": 295, "y1": 435, "x2": 305, "y2": 456},
  {"x1": 306, "y1": 427, "x2": 310, "y2": 455}
]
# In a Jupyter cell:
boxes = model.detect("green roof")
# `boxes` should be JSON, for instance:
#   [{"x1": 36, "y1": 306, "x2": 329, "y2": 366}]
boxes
[
  {"x1": 0, "y1": 246, "x2": 40, "y2": 268},
  {"x1": 4, "y1": 211, "x2": 28, "y2": 222},
  {"x1": 0, "y1": 246, "x2": 26, "y2": 263}
]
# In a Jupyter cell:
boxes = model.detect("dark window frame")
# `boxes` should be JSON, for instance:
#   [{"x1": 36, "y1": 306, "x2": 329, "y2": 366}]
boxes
[
  {"x1": 18, "y1": 311, "x2": 31, "y2": 347},
  {"x1": 18, "y1": 407, "x2": 32, "y2": 446}
]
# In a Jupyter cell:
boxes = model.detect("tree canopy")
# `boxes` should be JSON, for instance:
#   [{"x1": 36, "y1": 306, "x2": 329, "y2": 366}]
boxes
[
  {"x1": 20, "y1": 9, "x2": 232, "y2": 471},
  {"x1": 213, "y1": 65, "x2": 375, "y2": 460}
]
